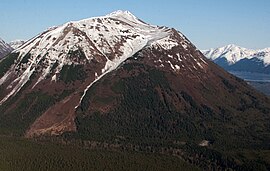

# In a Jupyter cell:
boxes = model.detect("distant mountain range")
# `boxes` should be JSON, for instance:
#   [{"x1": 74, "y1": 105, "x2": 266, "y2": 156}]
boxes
[
  {"x1": 9, "y1": 40, "x2": 25, "y2": 49},
  {"x1": 0, "y1": 38, "x2": 26, "y2": 59},
  {"x1": 202, "y1": 44, "x2": 270, "y2": 73},
  {"x1": 0, "y1": 38, "x2": 13, "y2": 59}
]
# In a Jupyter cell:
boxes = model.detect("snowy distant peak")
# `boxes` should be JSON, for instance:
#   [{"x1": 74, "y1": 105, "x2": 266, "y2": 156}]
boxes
[
  {"x1": 222, "y1": 44, "x2": 249, "y2": 53},
  {"x1": 256, "y1": 49, "x2": 270, "y2": 65},
  {"x1": 225, "y1": 44, "x2": 241, "y2": 49},
  {"x1": 9, "y1": 40, "x2": 25, "y2": 49},
  {"x1": 202, "y1": 44, "x2": 270, "y2": 65},
  {"x1": 0, "y1": 38, "x2": 13, "y2": 58},
  {"x1": 0, "y1": 38, "x2": 12, "y2": 49},
  {"x1": 0, "y1": 38, "x2": 5, "y2": 44},
  {"x1": 202, "y1": 44, "x2": 254, "y2": 62}
]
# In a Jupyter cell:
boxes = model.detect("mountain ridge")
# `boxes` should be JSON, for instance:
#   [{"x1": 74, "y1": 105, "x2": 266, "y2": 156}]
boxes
[
  {"x1": 202, "y1": 44, "x2": 270, "y2": 64},
  {"x1": 0, "y1": 38, "x2": 13, "y2": 59},
  {"x1": 9, "y1": 40, "x2": 25, "y2": 49},
  {"x1": 202, "y1": 44, "x2": 270, "y2": 73}
]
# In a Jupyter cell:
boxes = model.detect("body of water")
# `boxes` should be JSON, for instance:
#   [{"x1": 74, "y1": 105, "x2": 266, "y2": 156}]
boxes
[{"x1": 229, "y1": 71, "x2": 270, "y2": 82}]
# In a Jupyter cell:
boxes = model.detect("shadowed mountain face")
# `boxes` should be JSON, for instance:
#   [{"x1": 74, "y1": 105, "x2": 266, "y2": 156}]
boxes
[
  {"x1": 0, "y1": 38, "x2": 13, "y2": 59},
  {"x1": 0, "y1": 10, "x2": 270, "y2": 170}
]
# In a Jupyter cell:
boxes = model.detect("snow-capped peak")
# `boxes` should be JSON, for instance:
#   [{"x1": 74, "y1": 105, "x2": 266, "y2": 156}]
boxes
[
  {"x1": 0, "y1": 10, "x2": 177, "y2": 105},
  {"x1": 0, "y1": 38, "x2": 12, "y2": 49},
  {"x1": 9, "y1": 40, "x2": 25, "y2": 49},
  {"x1": 105, "y1": 10, "x2": 148, "y2": 26},
  {"x1": 202, "y1": 44, "x2": 270, "y2": 66},
  {"x1": 106, "y1": 10, "x2": 135, "y2": 18},
  {"x1": 202, "y1": 44, "x2": 255, "y2": 64}
]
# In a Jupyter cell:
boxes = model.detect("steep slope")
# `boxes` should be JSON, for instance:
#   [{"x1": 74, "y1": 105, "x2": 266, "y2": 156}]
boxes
[
  {"x1": 0, "y1": 10, "x2": 171, "y2": 105},
  {"x1": 0, "y1": 11, "x2": 270, "y2": 169},
  {"x1": 0, "y1": 38, "x2": 13, "y2": 59},
  {"x1": 0, "y1": 10, "x2": 182, "y2": 135},
  {"x1": 202, "y1": 44, "x2": 270, "y2": 73},
  {"x1": 9, "y1": 40, "x2": 25, "y2": 49},
  {"x1": 70, "y1": 40, "x2": 270, "y2": 149}
]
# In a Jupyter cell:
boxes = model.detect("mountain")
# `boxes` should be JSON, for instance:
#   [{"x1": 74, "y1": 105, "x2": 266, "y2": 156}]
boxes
[
  {"x1": 0, "y1": 38, "x2": 13, "y2": 59},
  {"x1": 0, "y1": 10, "x2": 270, "y2": 170},
  {"x1": 9, "y1": 40, "x2": 25, "y2": 49},
  {"x1": 202, "y1": 44, "x2": 270, "y2": 73}
]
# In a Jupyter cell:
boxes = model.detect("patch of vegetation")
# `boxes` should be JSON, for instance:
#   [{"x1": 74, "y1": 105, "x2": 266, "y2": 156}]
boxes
[
  {"x1": 74, "y1": 63, "x2": 270, "y2": 148},
  {"x1": 0, "y1": 91, "x2": 55, "y2": 135},
  {"x1": 220, "y1": 76, "x2": 236, "y2": 92},
  {"x1": 71, "y1": 62, "x2": 270, "y2": 170},
  {"x1": 149, "y1": 69, "x2": 170, "y2": 88},
  {"x1": 94, "y1": 96, "x2": 115, "y2": 105},
  {"x1": 111, "y1": 79, "x2": 125, "y2": 94},
  {"x1": 20, "y1": 53, "x2": 31, "y2": 64},
  {"x1": 180, "y1": 91, "x2": 198, "y2": 108},
  {"x1": 59, "y1": 64, "x2": 87, "y2": 83},
  {"x1": 75, "y1": 66, "x2": 203, "y2": 143},
  {"x1": 67, "y1": 47, "x2": 87, "y2": 60},
  {"x1": 0, "y1": 53, "x2": 19, "y2": 77},
  {"x1": 0, "y1": 136, "x2": 199, "y2": 171},
  {"x1": 51, "y1": 61, "x2": 59, "y2": 72},
  {"x1": 55, "y1": 89, "x2": 75, "y2": 101},
  {"x1": 122, "y1": 61, "x2": 144, "y2": 71}
]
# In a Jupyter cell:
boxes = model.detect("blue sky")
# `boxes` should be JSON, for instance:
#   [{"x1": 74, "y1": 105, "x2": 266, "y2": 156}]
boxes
[{"x1": 0, "y1": 0, "x2": 269, "y2": 49}]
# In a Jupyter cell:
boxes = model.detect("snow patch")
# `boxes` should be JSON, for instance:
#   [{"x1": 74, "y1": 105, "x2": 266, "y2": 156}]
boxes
[
  {"x1": 174, "y1": 65, "x2": 180, "y2": 70},
  {"x1": 199, "y1": 140, "x2": 210, "y2": 147},
  {"x1": 167, "y1": 60, "x2": 175, "y2": 70},
  {"x1": 51, "y1": 74, "x2": 57, "y2": 82},
  {"x1": 176, "y1": 53, "x2": 182, "y2": 61},
  {"x1": 0, "y1": 65, "x2": 35, "y2": 105},
  {"x1": 152, "y1": 36, "x2": 179, "y2": 50},
  {"x1": 182, "y1": 44, "x2": 188, "y2": 50}
]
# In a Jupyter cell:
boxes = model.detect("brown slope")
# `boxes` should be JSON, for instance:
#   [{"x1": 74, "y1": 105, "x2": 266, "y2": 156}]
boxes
[{"x1": 71, "y1": 30, "x2": 270, "y2": 150}]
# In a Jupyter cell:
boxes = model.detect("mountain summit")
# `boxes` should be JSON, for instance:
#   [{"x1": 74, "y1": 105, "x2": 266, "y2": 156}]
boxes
[
  {"x1": 0, "y1": 11, "x2": 270, "y2": 169},
  {"x1": 0, "y1": 10, "x2": 192, "y2": 105}
]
